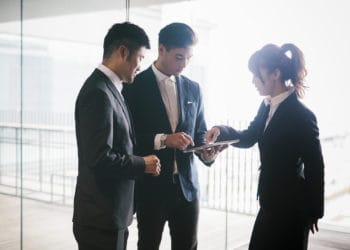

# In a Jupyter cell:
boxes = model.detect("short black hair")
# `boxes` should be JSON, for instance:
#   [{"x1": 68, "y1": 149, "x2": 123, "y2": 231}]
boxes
[
  {"x1": 158, "y1": 22, "x2": 197, "y2": 50},
  {"x1": 103, "y1": 22, "x2": 150, "y2": 59}
]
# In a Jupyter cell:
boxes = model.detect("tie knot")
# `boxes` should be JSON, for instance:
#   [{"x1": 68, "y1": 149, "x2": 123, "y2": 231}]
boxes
[{"x1": 165, "y1": 76, "x2": 176, "y2": 84}]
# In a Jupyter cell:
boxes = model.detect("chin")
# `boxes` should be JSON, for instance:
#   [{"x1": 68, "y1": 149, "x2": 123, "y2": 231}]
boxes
[{"x1": 125, "y1": 76, "x2": 135, "y2": 84}]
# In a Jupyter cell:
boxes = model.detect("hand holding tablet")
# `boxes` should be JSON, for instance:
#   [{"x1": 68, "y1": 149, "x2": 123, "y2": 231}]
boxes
[{"x1": 182, "y1": 139, "x2": 239, "y2": 153}]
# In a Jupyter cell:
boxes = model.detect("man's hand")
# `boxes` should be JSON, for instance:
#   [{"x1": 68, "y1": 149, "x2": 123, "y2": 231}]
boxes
[
  {"x1": 165, "y1": 132, "x2": 194, "y2": 150},
  {"x1": 143, "y1": 155, "x2": 161, "y2": 176},
  {"x1": 206, "y1": 127, "x2": 220, "y2": 143}
]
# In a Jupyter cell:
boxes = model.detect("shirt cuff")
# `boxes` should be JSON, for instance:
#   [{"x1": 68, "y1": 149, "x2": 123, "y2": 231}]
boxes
[{"x1": 154, "y1": 133, "x2": 165, "y2": 150}]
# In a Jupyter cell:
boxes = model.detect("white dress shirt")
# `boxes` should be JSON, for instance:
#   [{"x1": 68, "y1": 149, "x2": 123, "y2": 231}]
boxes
[
  {"x1": 264, "y1": 88, "x2": 294, "y2": 130},
  {"x1": 151, "y1": 63, "x2": 180, "y2": 174},
  {"x1": 97, "y1": 64, "x2": 124, "y2": 96},
  {"x1": 152, "y1": 63, "x2": 179, "y2": 150}
]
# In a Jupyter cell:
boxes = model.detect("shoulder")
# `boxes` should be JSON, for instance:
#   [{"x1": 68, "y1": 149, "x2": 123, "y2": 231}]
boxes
[
  {"x1": 291, "y1": 97, "x2": 318, "y2": 124},
  {"x1": 77, "y1": 70, "x2": 110, "y2": 103},
  {"x1": 134, "y1": 67, "x2": 154, "y2": 83},
  {"x1": 127, "y1": 67, "x2": 154, "y2": 92},
  {"x1": 178, "y1": 75, "x2": 201, "y2": 91}
]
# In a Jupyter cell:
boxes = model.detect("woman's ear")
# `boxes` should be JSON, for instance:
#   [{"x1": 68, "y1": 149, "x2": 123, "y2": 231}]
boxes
[{"x1": 273, "y1": 68, "x2": 281, "y2": 80}]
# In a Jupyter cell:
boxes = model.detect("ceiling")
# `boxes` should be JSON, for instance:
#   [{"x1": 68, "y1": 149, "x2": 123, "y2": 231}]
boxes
[{"x1": 0, "y1": 0, "x2": 184, "y2": 22}]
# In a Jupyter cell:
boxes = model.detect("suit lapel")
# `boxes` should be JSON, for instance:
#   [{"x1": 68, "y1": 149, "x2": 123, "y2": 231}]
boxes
[
  {"x1": 259, "y1": 104, "x2": 270, "y2": 139},
  {"x1": 175, "y1": 75, "x2": 184, "y2": 130},
  {"x1": 147, "y1": 68, "x2": 174, "y2": 132},
  {"x1": 263, "y1": 92, "x2": 296, "y2": 136},
  {"x1": 98, "y1": 71, "x2": 135, "y2": 143}
]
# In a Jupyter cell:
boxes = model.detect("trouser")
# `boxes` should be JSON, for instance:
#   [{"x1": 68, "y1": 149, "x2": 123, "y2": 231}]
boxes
[
  {"x1": 73, "y1": 223, "x2": 129, "y2": 250},
  {"x1": 249, "y1": 209, "x2": 310, "y2": 250},
  {"x1": 136, "y1": 175, "x2": 199, "y2": 250}
]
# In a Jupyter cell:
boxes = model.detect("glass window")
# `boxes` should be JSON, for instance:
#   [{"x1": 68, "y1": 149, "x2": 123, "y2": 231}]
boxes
[{"x1": 1, "y1": 0, "x2": 349, "y2": 249}]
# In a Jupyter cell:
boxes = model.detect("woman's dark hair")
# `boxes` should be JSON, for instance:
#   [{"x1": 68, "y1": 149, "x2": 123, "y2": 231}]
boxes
[
  {"x1": 158, "y1": 22, "x2": 198, "y2": 50},
  {"x1": 248, "y1": 43, "x2": 307, "y2": 98},
  {"x1": 103, "y1": 22, "x2": 150, "y2": 59}
]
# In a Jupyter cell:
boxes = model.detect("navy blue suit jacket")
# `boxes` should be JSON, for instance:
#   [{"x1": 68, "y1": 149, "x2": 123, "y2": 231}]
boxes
[
  {"x1": 217, "y1": 93, "x2": 324, "y2": 219},
  {"x1": 124, "y1": 66, "x2": 210, "y2": 203}
]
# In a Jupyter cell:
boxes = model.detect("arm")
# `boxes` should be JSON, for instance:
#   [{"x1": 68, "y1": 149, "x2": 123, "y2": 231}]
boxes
[
  {"x1": 299, "y1": 111, "x2": 325, "y2": 224},
  {"x1": 206, "y1": 101, "x2": 269, "y2": 148},
  {"x1": 192, "y1": 86, "x2": 215, "y2": 165},
  {"x1": 77, "y1": 89, "x2": 158, "y2": 180}
]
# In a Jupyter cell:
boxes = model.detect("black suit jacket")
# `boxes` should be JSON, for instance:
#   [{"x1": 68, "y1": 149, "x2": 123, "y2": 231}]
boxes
[
  {"x1": 73, "y1": 69, "x2": 145, "y2": 230},
  {"x1": 217, "y1": 93, "x2": 324, "y2": 219},
  {"x1": 123, "y1": 66, "x2": 210, "y2": 203}
]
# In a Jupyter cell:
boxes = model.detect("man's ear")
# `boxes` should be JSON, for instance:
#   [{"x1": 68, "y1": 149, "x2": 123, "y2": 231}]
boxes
[
  {"x1": 158, "y1": 44, "x2": 166, "y2": 56},
  {"x1": 119, "y1": 45, "x2": 130, "y2": 60}
]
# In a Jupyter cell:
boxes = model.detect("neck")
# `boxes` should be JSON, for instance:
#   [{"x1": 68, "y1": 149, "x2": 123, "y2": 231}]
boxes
[
  {"x1": 270, "y1": 83, "x2": 288, "y2": 98},
  {"x1": 102, "y1": 60, "x2": 123, "y2": 80},
  {"x1": 154, "y1": 60, "x2": 171, "y2": 76}
]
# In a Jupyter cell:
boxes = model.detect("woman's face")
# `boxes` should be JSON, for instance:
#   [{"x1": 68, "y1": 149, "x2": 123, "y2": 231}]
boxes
[{"x1": 252, "y1": 67, "x2": 282, "y2": 97}]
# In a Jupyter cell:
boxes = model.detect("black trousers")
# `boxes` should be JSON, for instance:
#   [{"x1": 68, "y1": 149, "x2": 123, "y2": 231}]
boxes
[
  {"x1": 136, "y1": 177, "x2": 199, "y2": 250},
  {"x1": 73, "y1": 223, "x2": 129, "y2": 250},
  {"x1": 248, "y1": 209, "x2": 310, "y2": 250}
]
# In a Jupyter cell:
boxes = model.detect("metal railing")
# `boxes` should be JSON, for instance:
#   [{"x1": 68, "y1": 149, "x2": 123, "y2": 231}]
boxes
[
  {"x1": 0, "y1": 119, "x2": 261, "y2": 214},
  {"x1": 2, "y1": 116, "x2": 347, "y2": 216}
]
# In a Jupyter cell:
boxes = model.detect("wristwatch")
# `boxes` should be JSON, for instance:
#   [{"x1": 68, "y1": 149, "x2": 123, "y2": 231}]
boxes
[{"x1": 160, "y1": 134, "x2": 168, "y2": 148}]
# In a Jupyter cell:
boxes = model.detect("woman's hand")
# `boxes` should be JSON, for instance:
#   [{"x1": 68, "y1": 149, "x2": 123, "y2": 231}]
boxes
[{"x1": 206, "y1": 127, "x2": 221, "y2": 143}]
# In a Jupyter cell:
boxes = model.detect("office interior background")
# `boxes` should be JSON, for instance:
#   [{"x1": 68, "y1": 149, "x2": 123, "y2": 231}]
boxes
[{"x1": 0, "y1": 0, "x2": 349, "y2": 249}]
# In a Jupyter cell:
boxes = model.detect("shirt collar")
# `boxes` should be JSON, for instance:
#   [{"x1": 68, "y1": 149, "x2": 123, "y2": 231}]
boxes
[
  {"x1": 97, "y1": 64, "x2": 123, "y2": 93},
  {"x1": 264, "y1": 88, "x2": 294, "y2": 107},
  {"x1": 152, "y1": 63, "x2": 176, "y2": 83}
]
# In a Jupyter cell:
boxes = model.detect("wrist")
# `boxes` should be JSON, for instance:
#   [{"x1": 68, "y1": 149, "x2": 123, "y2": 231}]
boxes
[{"x1": 160, "y1": 134, "x2": 168, "y2": 148}]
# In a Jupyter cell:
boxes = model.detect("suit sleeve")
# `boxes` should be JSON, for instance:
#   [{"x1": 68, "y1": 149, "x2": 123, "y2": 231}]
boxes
[
  {"x1": 216, "y1": 101, "x2": 268, "y2": 148},
  {"x1": 299, "y1": 111, "x2": 325, "y2": 219},
  {"x1": 77, "y1": 89, "x2": 145, "y2": 180},
  {"x1": 192, "y1": 84, "x2": 212, "y2": 166}
]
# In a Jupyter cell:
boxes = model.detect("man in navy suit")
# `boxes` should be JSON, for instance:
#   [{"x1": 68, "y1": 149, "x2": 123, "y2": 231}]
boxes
[
  {"x1": 123, "y1": 22, "x2": 216, "y2": 250},
  {"x1": 73, "y1": 22, "x2": 161, "y2": 250}
]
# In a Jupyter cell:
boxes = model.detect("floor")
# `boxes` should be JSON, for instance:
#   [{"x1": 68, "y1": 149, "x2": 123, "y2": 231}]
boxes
[{"x1": 1, "y1": 193, "x2": 349, "y2": 250}]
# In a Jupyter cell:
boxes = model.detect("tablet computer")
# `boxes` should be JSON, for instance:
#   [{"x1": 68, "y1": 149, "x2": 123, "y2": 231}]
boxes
[{"x1": 182, "y1": 139, "x2": 239, "y2": 153}]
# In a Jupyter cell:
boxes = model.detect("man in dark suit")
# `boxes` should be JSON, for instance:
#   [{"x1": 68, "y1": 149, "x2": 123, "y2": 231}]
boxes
[
  {"x1": 123, "y1": 22, "x2": 218, "y2": 250},
  {"x1": 73, "y1": 22, "x2": 161, "y2": 250}
]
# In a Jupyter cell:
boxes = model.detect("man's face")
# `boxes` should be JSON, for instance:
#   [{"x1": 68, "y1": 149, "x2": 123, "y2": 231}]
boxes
[
  {"x1": 158, "y1": 44, "x2": 193, "y2": 76},
  {"x1": 121, "y1": 46, "x2": 147, "y2": 83}
]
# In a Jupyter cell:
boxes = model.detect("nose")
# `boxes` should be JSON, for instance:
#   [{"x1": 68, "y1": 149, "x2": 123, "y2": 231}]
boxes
[
  {"x1": 181, "y1": 58, "x2": 190, "y2": 69},
  {"x1": 135, "y1": 64, "x2": 141, "y2": 73}
]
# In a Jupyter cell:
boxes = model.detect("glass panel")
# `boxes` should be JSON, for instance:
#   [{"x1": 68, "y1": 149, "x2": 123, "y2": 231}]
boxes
[
  {"x1": 20, "y1": 1, "x2": 127, "y2": 249},
  {"x1": 0, "y1": 1, "x2": 22, "y2": 249}
]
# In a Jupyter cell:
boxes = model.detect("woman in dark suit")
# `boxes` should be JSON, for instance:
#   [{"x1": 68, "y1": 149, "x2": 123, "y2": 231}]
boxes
[{"x1": 206, "y1": 43, "x2": 324, "y2": 250}]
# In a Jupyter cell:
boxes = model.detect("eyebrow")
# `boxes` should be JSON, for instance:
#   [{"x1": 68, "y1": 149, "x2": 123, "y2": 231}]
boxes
[{"x1": 175, "y1": 53, "x2": 192, "y2": 59}]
